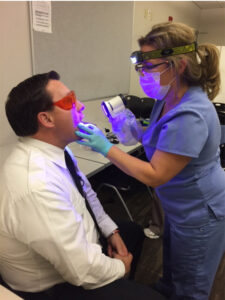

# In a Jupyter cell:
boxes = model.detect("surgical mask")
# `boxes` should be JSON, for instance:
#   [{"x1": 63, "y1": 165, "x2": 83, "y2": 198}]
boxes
[{"x1": 140, "y1": 66, "x2": 173, "y2": 100}]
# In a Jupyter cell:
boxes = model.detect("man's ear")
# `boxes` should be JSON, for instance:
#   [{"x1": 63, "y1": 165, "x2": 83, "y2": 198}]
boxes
[
  {"x1": 37, "y1": 111, "x2": 54, "y2": 128},
  {"x1": 178, "y1": 58, "x2": 187, "y2": 75}
]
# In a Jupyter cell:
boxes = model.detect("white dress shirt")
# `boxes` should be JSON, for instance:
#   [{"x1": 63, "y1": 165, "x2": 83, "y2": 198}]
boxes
[{"x1": 0, "y1": 138, "x2": 125, "y2": 292}]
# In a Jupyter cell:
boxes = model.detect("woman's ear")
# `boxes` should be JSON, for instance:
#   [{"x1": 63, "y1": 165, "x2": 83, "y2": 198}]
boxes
[
  {"x1": 37, "y1": 111, "x2": 54, "y2": 128},
  {"x1": 178, "y1": 58, "x2": 187, "y2": 75}
]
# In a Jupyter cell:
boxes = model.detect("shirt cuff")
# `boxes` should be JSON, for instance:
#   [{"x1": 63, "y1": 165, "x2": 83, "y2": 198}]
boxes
[{"x1": 99, "y1": 217, "x2": 118, "y2": 238}]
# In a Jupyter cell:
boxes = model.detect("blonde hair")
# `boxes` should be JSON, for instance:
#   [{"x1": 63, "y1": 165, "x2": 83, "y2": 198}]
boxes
[{"x1": 138, "y1": 22, "x2": 220, "y2": 100}]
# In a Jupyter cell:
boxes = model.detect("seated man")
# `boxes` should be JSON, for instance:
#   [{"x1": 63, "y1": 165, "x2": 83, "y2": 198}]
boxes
[{"x1": 0, "y1": 71, "x2": 165, "y2": 300}]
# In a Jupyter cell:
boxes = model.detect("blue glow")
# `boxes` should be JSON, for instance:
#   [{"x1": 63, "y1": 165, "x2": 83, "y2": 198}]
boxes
[
  {"x1": 71, "y1": 103, "x2": 85, "y2": 129},
  {"x1": 109, "y1": 110, "x2": 139, "y2": 146},
  {"x1": 101, "y1": 102, "x2": 110, "y2": 118}
]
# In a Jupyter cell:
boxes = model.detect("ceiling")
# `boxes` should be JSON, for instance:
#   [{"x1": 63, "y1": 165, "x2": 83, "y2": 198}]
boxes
[{"x1": 193, "y1": 1, "x2": 225, "y2": 9}]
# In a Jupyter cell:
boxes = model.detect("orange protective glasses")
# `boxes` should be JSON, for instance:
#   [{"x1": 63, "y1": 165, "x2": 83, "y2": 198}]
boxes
[{"x1": 53, "y1": 91, "x2": 77, "y2": 110}]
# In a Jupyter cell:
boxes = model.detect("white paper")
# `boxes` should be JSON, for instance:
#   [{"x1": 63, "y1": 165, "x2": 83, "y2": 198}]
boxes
[{"x1": 32, "y1": 1, "x2": 52, "y2": 33}]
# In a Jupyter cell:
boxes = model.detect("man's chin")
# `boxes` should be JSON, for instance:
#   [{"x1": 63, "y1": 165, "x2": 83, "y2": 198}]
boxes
[{"x1": 73, "y1": 128, "x2": 83, "y2": 141}]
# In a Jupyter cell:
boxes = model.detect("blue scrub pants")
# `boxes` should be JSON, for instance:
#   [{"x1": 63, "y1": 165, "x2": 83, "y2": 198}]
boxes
[{"x1": 157, "y1": 209, "x2": 225, "y2": 300}]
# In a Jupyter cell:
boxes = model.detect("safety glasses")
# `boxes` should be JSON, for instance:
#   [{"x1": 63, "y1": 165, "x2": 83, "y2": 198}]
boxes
[
  {"x1": 135, "y1": 61, "x2": 169, "y2": 76},
  {"x1": 53, "y1": 91, "x2": 77, "y2": 110}
]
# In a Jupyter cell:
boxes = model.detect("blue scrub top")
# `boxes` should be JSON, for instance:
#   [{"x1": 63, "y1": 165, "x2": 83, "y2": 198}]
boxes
[{"x1": 142, "y1": 86, "x2": 225, "y2": 226}]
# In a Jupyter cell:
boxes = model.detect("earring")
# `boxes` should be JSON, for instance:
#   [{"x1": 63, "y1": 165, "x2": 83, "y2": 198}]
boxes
[{"x1": 196, "y1": 52, "x2": 201, "y2": 65}]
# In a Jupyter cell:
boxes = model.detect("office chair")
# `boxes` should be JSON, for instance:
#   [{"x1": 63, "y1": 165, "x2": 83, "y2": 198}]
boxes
[
  {"x1": 95, "y1": 147, "x2": 155, "y2": 222},
  {"x1": 96, "y1": 182, "x2": 134, "y2": 221},
  {"x1": 96, "y1": 180, "x2": 155, "y2": 222},
  {"x1": 124, "y1": 95, "x2": 155, "y2": 119}
]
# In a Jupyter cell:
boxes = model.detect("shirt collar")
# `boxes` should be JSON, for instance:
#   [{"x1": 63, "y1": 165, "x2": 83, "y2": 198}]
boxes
[{"x1": 19, "y1": 137, "x2": 67, "y2": 169}]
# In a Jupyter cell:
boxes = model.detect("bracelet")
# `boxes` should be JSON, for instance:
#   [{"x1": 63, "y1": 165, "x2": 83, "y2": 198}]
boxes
[{"x1": 108, "y1": 229, "x2": 119, "y2": 238}]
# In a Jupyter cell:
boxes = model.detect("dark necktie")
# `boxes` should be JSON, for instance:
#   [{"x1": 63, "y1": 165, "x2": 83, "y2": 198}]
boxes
[{"x1": 64, "y1": 150, "x2": 106, "y2": 246}]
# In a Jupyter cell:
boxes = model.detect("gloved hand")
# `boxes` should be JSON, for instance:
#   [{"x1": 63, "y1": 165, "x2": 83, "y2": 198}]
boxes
[
  {"x1": 109, "y1": 109, "x2": 143, "y2": 145},
  {"x1": 75, "y1": 123, "x2": 113, "y2": 157}
]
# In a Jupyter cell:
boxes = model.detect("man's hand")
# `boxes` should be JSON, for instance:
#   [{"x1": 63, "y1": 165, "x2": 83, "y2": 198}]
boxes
[
  {"x1": 112, "y1": 251, "x2": 133, "y2": 275},
  {"x1": 107, "y1": 232, "x2": 128, "y2": 257}
]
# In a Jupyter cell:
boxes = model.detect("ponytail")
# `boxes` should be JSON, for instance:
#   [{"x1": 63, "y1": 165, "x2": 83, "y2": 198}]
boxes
[{"x1": 197, "y1": 44, "x2": 220, "y2": 100}]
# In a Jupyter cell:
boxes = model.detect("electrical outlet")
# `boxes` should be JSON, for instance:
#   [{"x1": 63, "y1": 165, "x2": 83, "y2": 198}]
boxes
[{"x1": 144, "y1": 9, "x2": 152, "y2": 20}]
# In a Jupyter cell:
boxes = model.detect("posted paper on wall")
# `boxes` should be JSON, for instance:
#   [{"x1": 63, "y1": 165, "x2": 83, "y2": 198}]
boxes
[{"x1": 32, "y1": 1, "x2": 52, "y2": 33}]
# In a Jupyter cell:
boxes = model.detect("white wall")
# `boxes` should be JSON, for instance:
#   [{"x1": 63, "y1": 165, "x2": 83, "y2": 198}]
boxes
[
  {"x1": 0, "y1": 1, "x2": 32, "y2": 147},
  {"x1": 198, "y1": 8, "x2": 225, "y2": 45}
]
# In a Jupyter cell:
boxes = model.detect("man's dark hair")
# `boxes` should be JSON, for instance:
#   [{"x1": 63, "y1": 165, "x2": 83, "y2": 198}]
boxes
[{"x1": 5, "y1": 71, "x2": 60, "y2": 136}]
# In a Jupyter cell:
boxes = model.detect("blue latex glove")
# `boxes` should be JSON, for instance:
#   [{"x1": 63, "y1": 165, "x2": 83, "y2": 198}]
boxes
[{"x1": 75, "y1": 123, "x2": 113, "y2": 156}]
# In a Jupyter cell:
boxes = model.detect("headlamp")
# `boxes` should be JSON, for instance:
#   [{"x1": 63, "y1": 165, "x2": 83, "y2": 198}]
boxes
[{"x1": 130, "y1": 42, "x2": 197, "y2": 64}]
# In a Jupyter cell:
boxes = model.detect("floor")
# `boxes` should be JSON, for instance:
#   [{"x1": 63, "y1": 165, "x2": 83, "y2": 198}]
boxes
[{"x1": 89, "y1": 154, "x2": 225, "y2": 300}]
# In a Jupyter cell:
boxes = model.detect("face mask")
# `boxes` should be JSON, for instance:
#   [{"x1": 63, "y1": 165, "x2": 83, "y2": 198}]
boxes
[{"x1": 139, "y1": 66, "x2": 173, "y2": 100}]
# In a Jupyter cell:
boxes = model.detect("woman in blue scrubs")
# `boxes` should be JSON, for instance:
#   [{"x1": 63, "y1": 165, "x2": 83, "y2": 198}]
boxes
[{"x1": 76, "y1": 22, "x2": 225, "y2": 300}]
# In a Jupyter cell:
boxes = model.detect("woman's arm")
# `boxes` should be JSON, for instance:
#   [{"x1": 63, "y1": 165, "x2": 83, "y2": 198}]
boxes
[
  {"x1": 107, "y1": 146, "x2": 191, "y2": 187},
  {"x1": 75, "y1": 123, "x2": 191, "y2": 187}
]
